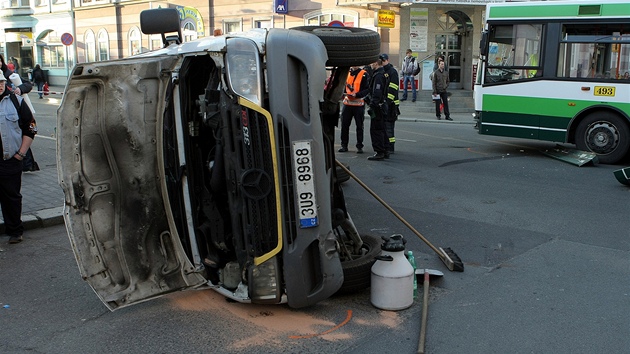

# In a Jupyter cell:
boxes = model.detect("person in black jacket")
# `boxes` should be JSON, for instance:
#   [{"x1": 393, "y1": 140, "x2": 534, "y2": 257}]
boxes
[
  {"x1": 0, "y1": 54, "x2": 32, "y2": 96},
  {"x1": 367, "y1": 59, "x2": 389, "y2": 161},
  {"x1": 380, "y1": 53, "x2": 399, "y2": 154},
  {"x1": 32, "y1": 64, "x2": 45, "y2": 99}
]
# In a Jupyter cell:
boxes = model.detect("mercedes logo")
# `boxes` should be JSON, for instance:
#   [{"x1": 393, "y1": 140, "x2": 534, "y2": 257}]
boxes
[{"x1": 240, "y1": 169, "x2": 273, "y2": 200}]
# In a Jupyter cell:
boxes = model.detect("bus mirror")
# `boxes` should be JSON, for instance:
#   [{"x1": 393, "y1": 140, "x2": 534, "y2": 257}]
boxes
[{"x1": 480, "y1": 31, "x2": 488, "y2": 56}]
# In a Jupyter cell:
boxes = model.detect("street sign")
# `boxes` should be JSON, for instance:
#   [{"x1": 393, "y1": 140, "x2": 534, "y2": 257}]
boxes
[
  {"x1": 61, "y1": 33, "x2": 74, "y2": 46},
  {"x1": 328, "y1": 20, "x2": 344, "y2": 27},
  {"x1": 274, "y1": 0, "x2": 288, "y2": 14}
]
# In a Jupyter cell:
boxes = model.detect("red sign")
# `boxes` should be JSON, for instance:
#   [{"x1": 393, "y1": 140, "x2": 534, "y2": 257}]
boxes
[
  {"x1": 61, "y1": 33, "x2": 74, "y2": 46},
  {"x1": 328, "y1": 20, "x2": 344, "y2": 27}
]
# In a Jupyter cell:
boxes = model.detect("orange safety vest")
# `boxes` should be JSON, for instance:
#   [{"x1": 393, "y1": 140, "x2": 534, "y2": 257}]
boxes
[{"x1": 343, "y1": 69, "x2": 366, "y2": 106}]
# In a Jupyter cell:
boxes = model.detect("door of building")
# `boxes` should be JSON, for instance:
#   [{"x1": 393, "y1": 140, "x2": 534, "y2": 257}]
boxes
[
  {"x1": 434, "y1": 10, "x2": 473, "y2": 90},
  {"x1": 435, "y1": 33, "x2": 463, "y2": 89}
]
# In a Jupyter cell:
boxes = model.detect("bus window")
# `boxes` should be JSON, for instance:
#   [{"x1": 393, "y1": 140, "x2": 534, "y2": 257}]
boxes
[
  {"x1": 485, "y1": 24, "x2": 542, "y2": 83},
  {"x1": 557, "y1": 23, "x2": 630, "y2": 79}
]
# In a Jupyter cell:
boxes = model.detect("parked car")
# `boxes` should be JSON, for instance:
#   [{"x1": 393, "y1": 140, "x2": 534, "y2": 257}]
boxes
[{"x1": 57, "y1": 8, "x2": 381, "y2": 310}]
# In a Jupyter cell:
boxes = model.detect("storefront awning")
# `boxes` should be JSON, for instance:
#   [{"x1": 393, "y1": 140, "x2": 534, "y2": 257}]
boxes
[{"x1": 0, "y1": 15, "x2": 37, "y2": 29}]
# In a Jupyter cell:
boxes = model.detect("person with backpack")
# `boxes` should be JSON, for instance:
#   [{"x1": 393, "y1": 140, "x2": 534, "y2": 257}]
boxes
[
  {"x1": 32, "y1": 64, "x2": 45, "y2": 99},
  {"x1": 0, "y1": 72, "x2": 37, "y2": 244},
  {"x1": 401, "y1": 49, "x2": 420, "y2": 102}
]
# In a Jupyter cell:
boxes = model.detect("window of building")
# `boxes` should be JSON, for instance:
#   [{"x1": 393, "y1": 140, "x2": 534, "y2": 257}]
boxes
[
  {"x1": 224, "y1": 21, "x2": 241, "y2": 34},
  {"x1": 254, "y1": 19, "x2": 272, "y2": 29},
  {"x1": 8, "y1": 0, "x2": 31, "y2": 7},
  {"x1": 149, "y1": 35, "x2": 162, "y2": 51},
  {"x1": 128, "y1": 27, "x2": 141, "y2": 56},
  {"x1": 85, "y1": 30, "x2": 96, "y2": 63},
  {"x1": 182, "y1": 22, "x2": 197, "y2": 43},
  {"x1": 36, "y1": 0, "x2": 47, "y2": 7},
  {"x1": 98, "y1": 29, "x2": 109, "y2": 61},
  {"x1": 37, "y1": 30, "x2": 65, "y2": 68},
  {"x1": 304, "y1": 10, "x2": 357, "y2": 27}
]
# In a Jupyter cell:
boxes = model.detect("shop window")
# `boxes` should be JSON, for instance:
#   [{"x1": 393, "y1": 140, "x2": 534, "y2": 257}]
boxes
[{"x1": 37, "y1": 31, "x2": 65, "y2": 68}]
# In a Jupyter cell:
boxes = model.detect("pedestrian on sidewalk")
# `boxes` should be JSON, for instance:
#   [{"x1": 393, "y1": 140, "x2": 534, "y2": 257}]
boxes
[
  {"x1": 0, "y1": 54, "x2": 32, "y2": 96},
  {"x1": 400, "y1": 49, "x2": 418, "y2": 102},
  {"x1": 380, "y1": 53, "x2": 400, "y2": 154},
  {"x1": 432, "y1": 59, "x2": 452, "y2": 121},
  {"x1": 366, "y1": 59, "x2": 389, "y2": 161},
  {"x1": 32, "y1": 64, "x2": 45, "y2": 99},
  {"x1": 0, "y1": 72, "x2": 37, "y2": 244},
  {"x1": 339, "y1": 66, "x2": 370, "y2": 154}
]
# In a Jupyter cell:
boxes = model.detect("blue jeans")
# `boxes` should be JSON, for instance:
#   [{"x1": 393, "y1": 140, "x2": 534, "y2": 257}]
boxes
[
  {"x1": 402, "y1": 75, "x2": 416, "y2": 100},
  {"x1": 36, "y1": 81, "x2": 44, "y2": 98}
]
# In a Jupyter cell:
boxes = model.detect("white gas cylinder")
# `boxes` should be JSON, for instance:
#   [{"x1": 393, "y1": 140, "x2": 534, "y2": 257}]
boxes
[{"x1": 370, "y1": 234, "x2": 414, "y2": 311}]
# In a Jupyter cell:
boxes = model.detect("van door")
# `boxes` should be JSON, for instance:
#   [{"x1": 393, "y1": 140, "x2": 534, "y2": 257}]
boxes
[{"x1": 57, "y1": 55, "x2": 206, "y2": 310}]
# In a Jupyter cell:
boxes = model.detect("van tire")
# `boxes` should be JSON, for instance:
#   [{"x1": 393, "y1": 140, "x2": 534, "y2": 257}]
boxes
[
  {"x1": 335, "y1": 163, "x2": 351, "y2": 184},
  {"x1": 336, "y1": 234, "x2": 381, "y2": 295},
  {"x1": 292, "y1": 26, "x2": 381, "y2": 67}
]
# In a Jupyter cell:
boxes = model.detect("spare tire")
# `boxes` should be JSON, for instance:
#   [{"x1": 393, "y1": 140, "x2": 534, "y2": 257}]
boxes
[{"x1": 292, "y1": 26, "x2": 381, "y2": 67}]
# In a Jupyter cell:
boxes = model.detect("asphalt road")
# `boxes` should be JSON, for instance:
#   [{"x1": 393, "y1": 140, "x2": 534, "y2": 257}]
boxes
[{"x1": 1, "y1": 115, "x2": 629, "y2": 353}]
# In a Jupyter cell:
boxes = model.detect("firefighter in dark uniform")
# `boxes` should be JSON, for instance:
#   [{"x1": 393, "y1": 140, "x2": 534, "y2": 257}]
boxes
[
  {"x1": 339, "y1": 66, "x2": 370, "y2": 154},
  {"x1": 0, "y1": 71, "x2": 37, "y2": 244},
  {"x1": 367, "y1": 59, "x2": 389, "y2": 161},
  {"x1": 380, "y1": 53, "x2": 400, "y2": 155}
]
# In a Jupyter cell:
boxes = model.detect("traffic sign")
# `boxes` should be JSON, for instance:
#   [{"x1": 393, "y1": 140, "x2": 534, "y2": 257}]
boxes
[
  {"x1": 328, "y1": 20, "x2": 344, "y2": 27},
  {"x1": 61, "y1": 33, "x2": 74, "y2": 46}
]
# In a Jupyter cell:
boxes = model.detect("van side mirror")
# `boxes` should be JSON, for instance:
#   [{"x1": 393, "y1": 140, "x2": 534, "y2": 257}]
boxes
[{"x1": 140, "y1": 8, "x2": 182, "y2": 47}]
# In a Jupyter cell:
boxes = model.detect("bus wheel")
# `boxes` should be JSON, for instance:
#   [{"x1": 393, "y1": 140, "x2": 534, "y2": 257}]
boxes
[{"x1": 575, "y1": 112, "x2": 630, "y2": 164}]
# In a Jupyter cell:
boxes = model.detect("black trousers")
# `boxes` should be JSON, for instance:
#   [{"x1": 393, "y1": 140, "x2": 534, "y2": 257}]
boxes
[
  {"x1": 434, "y1": 91, "x2": 450, "y2": 118},
  {"x1": 340, "y1": 104, "x2": 365, "y2": 149},
  {"x1": 369, "y1": 113, "x2": 388, "y2": 153},
  {"x1": 385, "y1": 119, "x2": 396, "y2": 152},
  {"x1": 0, "y1": 158, "x2": 24, "y2": 237}
]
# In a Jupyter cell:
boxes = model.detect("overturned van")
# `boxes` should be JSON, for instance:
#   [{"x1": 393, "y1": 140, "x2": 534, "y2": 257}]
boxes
[{"x1": 57, "y1": 8, "x2": 381, "y2": 310}]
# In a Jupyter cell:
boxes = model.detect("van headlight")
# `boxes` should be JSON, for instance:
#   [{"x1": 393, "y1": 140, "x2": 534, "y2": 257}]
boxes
[
  {"x1": 249, "y1": 256, "x2": 282, "y2": 303},
  {"x1": 226, "y1": 38, "x2": 263, "y2": 105}
]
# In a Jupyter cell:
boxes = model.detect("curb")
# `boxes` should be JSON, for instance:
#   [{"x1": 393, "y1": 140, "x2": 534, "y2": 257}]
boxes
[{"x1": 0, "y1": 206, "x2": 65, "y2": 234}]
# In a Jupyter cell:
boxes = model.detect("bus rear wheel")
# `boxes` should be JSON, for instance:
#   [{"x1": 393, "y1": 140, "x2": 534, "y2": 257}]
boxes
[{"x1": 575, "y1": 112, "x2": 630, "y2": 164}]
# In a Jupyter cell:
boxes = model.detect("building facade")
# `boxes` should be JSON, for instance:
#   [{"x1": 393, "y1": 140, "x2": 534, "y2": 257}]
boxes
[{"x1": 1, "y1": 0, "x2": 510, "y2": 88}]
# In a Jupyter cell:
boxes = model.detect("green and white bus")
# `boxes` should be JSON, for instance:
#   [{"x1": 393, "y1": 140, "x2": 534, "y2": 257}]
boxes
[{"x1": 474, "y1": 0, "x2": 630, "y2": 164}]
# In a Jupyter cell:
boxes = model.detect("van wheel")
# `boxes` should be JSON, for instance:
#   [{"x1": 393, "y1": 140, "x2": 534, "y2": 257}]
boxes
[
  {"x1": 336, "y1": 234, "x2": 381, "y2": 295},
  {"x1": 335, "y1": 163, "x2": 351, "y2": 184},
  {"x1": 575, "y1": 112, "x2": 630, "y2": 164},
  {"x1": 291, "y1": 26, "x2": 380, "y2": 67}
]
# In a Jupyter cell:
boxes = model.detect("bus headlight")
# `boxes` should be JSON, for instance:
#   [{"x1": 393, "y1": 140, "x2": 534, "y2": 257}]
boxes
[{"x1": 248, "y1": 256, "x2": 282, "y2": 303}]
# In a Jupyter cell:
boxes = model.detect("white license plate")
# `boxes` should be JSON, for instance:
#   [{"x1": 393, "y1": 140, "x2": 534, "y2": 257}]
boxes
[{"x1": 292, "y1": 140, "x2": 318, "y2": 228}]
